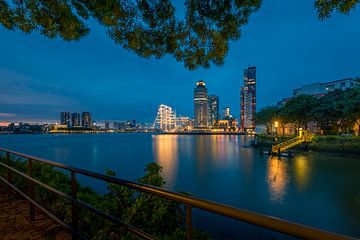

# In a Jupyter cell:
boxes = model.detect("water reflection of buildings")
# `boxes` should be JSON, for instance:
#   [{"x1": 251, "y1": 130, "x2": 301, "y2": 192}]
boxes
[
  {"x1": 152, "y1": 135, "x2": 179, "y2": 185},
  {"x1": 267, "y1": 157, "x2": 288, "y2": 202}
]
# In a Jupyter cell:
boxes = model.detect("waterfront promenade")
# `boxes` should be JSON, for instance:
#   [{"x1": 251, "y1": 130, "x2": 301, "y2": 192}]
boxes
[{"x1": 0, "y1": 183, "x2": 70, "y2": 240}]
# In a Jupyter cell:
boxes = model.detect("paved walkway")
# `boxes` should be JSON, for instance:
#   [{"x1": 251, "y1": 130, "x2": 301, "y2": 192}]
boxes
[{"x1": 0, "y1": 183, "x2": 71, "y2": 240}]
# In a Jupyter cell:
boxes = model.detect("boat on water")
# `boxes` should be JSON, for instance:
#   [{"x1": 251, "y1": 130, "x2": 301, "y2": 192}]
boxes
[
  {"x1": 260, "y1": 149, "x2": 270, "y2": 155},
  {"x1": 280, "y1": 151, "x2": 294, "y2": 157}
]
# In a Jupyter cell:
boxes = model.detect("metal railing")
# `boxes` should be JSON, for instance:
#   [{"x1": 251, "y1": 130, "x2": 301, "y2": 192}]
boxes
[
  {"x1": 272, "y1": 131, "x2": 315, "y2": 154},
  {"x1": 0, "y1": 147, "x2": 354, "y2": 240}
]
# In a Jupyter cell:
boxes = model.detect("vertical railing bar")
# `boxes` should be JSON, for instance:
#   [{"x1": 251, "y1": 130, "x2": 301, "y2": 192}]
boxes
[
  {"x1": 71, "y1": 170, "x2": 79, "y2": 239},
  {"x1": 186, "y1": 205, "x2": 193, "y2": 240},
  {"x1": 28, "y1": 158, "x2": 35, "y2": 221},
  {"x1": 6, "y1": 151, "x2": 12, "y2": 194}
]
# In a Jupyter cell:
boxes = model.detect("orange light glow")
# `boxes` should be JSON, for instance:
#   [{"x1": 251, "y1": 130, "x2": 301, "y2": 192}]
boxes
[
  {"x1": 267, "y1": 157, "x2": 288, "y2": 202},
  {"x1": 0, "y1": 122, "x2": 9, "y2": 127},
  {"x1": 152, "y1": 135, "x2": 178, "y2": 183}
]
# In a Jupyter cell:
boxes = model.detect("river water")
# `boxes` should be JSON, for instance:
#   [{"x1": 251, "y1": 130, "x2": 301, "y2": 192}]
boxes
[{"x1": 0, "y1": 133, "x2": 359, "y2": 239}]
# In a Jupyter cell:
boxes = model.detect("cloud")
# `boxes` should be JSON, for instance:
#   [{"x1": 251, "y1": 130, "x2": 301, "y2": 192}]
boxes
[
  {"x1": 0, "y1": 68, "x2": 82, "y2": 121},
  {"x1": 0, "y1": 112, "x2": 16, "y2": 117}
]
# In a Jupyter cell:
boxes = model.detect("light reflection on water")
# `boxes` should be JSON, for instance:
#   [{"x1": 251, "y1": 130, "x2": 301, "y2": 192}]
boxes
[
  {"x1": 0, "y1": 133, "x2": 359, "y2": 238},
  {"x1": 267, "y1": 157, "x2": 289, "y2": 202},
  {"x1": 152, "y1": 134, "x2": 179, "y2": 185}
]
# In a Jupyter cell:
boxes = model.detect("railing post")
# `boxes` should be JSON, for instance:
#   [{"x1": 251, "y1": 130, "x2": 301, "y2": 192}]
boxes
[
  {"x1": 28, "y1": 158, "x2": 35, "y2": 221},
  {"x1": 186, "y1": 205, "x2": 193, "y2": 240},
  {"x1": 71, "y1": 170, "x2": 78, "y2": 239},
  {"x1": 6, "y1": 152, "x2": 12, "y2": 194}
]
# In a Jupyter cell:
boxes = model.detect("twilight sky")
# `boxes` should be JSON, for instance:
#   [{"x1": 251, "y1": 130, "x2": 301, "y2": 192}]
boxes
[{"x1": 0, "y1": 0, "x2": 359, "y2": 124}]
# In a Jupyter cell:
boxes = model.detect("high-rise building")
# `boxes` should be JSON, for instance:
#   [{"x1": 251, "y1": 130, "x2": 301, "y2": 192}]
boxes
[
  {"x1": 60, "y1": 112, "x2": 71, "y2": 126},
  {"x1": 153, "y1": 104, "x2": 177, "y2": 131},
  {"x1": 208, "y1": 95, "x2": 219, "y2": 126},
  {"x1": 81, "y1": 112, "x2": 92, "y2": 128},
  {"x1": 194, "y1": 81, "x2": 208, "y2": 128},
  {"x1": 71, "y1": 112, "x2": 81, "y2": 127},
  {"x1": 222, "y1": 107, "x2": 231, "y2": 119},
  {"x1": 240, "y1": 66, "x2": 256, "y2": 131},
  {"x1": 105, "y1": 121, "x2": 110, "y2": 130}
]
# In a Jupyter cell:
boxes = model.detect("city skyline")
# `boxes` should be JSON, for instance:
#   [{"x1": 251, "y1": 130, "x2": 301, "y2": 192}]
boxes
[{"x1": 0, "y1": 1, "x2": 360, "y2": 123}]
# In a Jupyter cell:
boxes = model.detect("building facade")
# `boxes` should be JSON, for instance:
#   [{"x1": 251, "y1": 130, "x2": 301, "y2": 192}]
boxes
[
  {"x1": 240, "y1": 66, "x2": 256, "y2": 131},
  {"x1": 153, "y1": 104, "x2": 177, "y2": 131},
  {"x1": 60, "y1": 112, "x2": 71, "y2": 126},
  {"x1": 81, "y1": 112, "x2": 92, "y2": 128},
  {"x1": 293, "y1": 78, "x2": 359, "y2": 97},
  {"x1": 176, "y1": 116, "x2": 192, "y2": 128},
  {"x1": 71, "y1": 112, "x2": 81, "y2": 127},
  {"x1": 194, "y1": 81, "x2": 208, "y2": 128},
  {"x1": 208, "y1": 95, "x2": 219, "y2": 126},
  {"x1": 222, "y1": 107, "x2": 231, "y2": 119},
  {"x1": 105, "y1": 121, "x2": 110, "y2": 130}
]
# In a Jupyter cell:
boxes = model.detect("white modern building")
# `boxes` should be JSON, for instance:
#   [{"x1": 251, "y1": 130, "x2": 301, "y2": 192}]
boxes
[
  {"x1": 293, "y1": 78, "x2": 360, "y2": 97},
  {"x1": 153, "y1": 104, "x2": 177, "y2": 131}
]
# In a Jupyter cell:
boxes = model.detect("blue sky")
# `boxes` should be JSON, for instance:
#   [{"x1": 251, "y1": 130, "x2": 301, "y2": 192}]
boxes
[{"x1": 0, "y1": 0, "x2": 359, "y2": 124}]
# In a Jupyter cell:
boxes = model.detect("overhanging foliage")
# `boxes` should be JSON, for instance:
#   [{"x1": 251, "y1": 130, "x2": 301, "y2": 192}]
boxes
[{"x1": 0, "y1": 0, "x2": 357, "y2": 69}]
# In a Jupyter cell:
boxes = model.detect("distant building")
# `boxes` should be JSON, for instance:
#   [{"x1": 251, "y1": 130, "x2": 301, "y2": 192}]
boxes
[
  {"x1": 276, "y1": 97, "x2": 292, "y2": 107},
  {"x1": 214, "y1": 119, "x2": 239, "y2": 132},
  {"x1": 71, "y1": 112, "x2": 81, "y2": 127},
  {"x1": 130, "y1": 120, "x2": 136, "y2": 128},
  {"x1": 60, "y1": 112, "x2": 71, "y2": 126},
  {"x1": 240, "y1": 66, "x2": 256, "y2": 131},
  {"x1": 81, "y1": 112, "x2": 92, "y2": 128},
  {"x1": 194, "y1": 81, "x2": 208, "y2": 128},
  {"x1": 113, "y1": 121, "x2": 127, "y2": 130},
  {"x1": 105, "y1": 121, "x2": 110, "y2": 130},
  {"x1": 153, "y1": 104, "x2": 176, "y2": 131},
  {"x1": 222, "y1": 107, "x2": 231, "y2": 119},
  {"x1": 208, "y1": 95, "x2": 219, "y2": 126},
  {"x1": 176, "y1": 116, "x2": 192, "y2": 128},
  {"x1": 293, "y1": 78, "x2": 360, "y2": 97}
]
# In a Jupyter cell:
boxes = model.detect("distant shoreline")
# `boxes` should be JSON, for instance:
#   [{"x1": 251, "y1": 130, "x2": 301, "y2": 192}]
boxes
[
  {"x1": 0, "y1": 131, "x2": 251, "y2": 136},
  {"x1": 155, "y1": 132, "x2": 246, "y2": 135}
]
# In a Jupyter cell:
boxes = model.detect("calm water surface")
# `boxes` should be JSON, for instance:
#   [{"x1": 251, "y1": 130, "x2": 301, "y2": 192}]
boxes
[{"x1": 1, "y1": 133, "x2": 359, "y2": 239}]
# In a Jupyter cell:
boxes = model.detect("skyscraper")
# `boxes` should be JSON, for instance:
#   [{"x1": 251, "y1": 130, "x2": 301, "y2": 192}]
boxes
[
  {"x1": 194, "y1": 81, "x2": 208, "y2": 128},
  {"x1": 71, "y1": 112, "x2": 81, "y2": 127},
  {"x1": 81, "y1": 112, "x2": 92, "y2": 128},
  {"x1": 60, "y1": 112, "x2": 71, "y2": 126},
  {"x1": 240, "y1": 66, "x2": 256, "y2": 131},
  {"x1": 208, "y1": 95, "x2": 219, "y2": 126}
]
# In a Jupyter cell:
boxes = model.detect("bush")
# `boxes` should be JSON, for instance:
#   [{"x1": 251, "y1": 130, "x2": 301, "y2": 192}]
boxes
[
  {"x1": 0, "y1": 157, "x2": 210, "y2": 240},
  {"x1": 309, "y1": 136, "x2": 360, "y2": 155}
]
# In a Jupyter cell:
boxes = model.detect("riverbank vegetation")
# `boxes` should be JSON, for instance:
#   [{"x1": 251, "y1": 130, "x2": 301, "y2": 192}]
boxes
[
  {"x1": 255, "y1": 134, "x2": 360, "y2": 158},
  {"x1": 255, "y1": 87, "x2": 360, "y2": 135},
  {"x1": 308, "y1": 135, "x2": 360, "y2": 157},
  {"x1": 0, "y1": 157, "x2": 209, "y2": 240}
]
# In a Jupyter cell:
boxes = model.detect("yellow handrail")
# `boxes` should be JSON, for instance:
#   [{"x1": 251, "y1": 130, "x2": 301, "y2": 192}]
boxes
[{"x1": 271, "y1": 131, "x2": 314, "y2": 154}]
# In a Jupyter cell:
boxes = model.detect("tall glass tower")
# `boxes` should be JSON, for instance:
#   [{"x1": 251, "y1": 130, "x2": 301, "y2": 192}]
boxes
[
  {"x1": 81, "y1": 112, "x2": 92, "y2": 128},
  {"x1": 60, "y1": 112, "x2": 71, "y2": 126},
  {"x1": 240, "y1": 66, "x2": 256, "y2": 131},
  {"x1": 71, "y1": 112, "x2": 81, "y2": 127},
  {"x1": 208, "y1": 95, "x2": 219, "y2": 126},
  {"x1": 194, "y1": 81, "x2": 208, "y2": 128}
]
